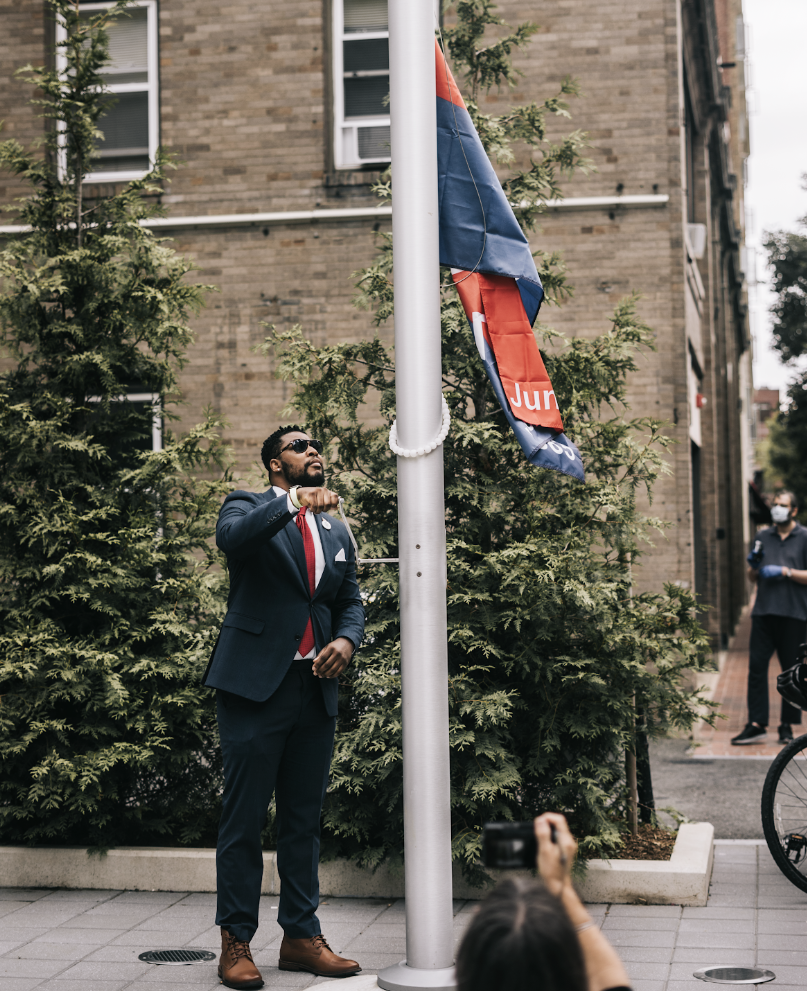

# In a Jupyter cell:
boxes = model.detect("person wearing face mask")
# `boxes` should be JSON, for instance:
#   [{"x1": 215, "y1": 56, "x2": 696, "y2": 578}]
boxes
[{"x1": 733, "y1": 491, "x2": 807, "y2": 746}]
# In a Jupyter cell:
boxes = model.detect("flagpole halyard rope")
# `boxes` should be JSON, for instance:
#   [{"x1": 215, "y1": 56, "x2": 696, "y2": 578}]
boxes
[{"x1": 389, "y1": 394, "x2": 451, "y2": 458}]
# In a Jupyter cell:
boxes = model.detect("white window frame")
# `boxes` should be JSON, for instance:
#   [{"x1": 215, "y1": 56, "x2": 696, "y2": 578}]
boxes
[
  {"x1": 86, "y1": 392, "x2": 163, "y2": 452},
  {"x1": 333, "y1": 0, "x2": 391, "y2": 170},
  {"x1": 56, "y1": 0, "x2": 159, "y2": 184}
]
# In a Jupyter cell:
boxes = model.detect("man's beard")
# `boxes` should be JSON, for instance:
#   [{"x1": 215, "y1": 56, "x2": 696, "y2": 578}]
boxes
[{"x1": 283, "y1": 461, "x2": 325, "y2": 488}]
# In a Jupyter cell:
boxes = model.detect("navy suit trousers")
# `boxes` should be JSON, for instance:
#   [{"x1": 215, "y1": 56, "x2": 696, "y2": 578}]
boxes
[{"x1": 215, "y1": 659, "x2": 336, "y2": 941}]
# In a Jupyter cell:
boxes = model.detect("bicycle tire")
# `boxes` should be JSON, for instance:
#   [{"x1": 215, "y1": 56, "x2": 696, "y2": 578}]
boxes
[{"x1": 761, "y1": 732, "x2": 807, "y2": 893}]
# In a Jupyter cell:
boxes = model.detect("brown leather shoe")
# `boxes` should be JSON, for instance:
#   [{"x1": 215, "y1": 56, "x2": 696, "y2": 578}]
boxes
[
  {"x1": 278, "y1": 934, "x2": 361, "y2": 977},
  {"x1": 218, "y1": 928, "x2": 264, "y2": 989}
]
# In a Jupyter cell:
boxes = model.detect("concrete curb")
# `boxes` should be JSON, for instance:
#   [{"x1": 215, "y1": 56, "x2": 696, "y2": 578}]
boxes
[
  {"x1": 576, "y1": 822, "x2": 715, "y2": 906},
  {"x1": 0, "y1": 822, "x2": 713, "y2": 905}
]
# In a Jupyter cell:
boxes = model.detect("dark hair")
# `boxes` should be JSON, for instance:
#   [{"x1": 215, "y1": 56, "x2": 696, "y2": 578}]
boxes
[
  {"x1": 455, "y1": 877, "x2": 586, "y2": 991},
  {"x1": 261, "y1": 425, "x2": 305, "y2": 473},
  {"x1": 776, "y1": 490, "x2": 799, "y2": 511}
]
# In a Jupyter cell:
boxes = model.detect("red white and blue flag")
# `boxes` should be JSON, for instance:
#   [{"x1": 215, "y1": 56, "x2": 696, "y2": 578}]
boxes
[{"x1": 436, "y1": 42, "x2": 584, "y2": 481}]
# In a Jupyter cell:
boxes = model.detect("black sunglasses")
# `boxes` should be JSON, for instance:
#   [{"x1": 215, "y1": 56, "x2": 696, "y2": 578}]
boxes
[{"x1": 280, "y1": 438, "x2": 323, "y2": 456}]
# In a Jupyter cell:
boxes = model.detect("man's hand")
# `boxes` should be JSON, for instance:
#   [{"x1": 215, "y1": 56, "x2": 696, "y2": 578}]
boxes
[
  {"x1": 298, "y1": 486, "x2": 340, "y2": 514},
  {"x1": 760, "y1": 564, "x2": 786, "y2": 580},
  {"x1": 312, "y1": 636, "x2": 354, "y2": 679}
]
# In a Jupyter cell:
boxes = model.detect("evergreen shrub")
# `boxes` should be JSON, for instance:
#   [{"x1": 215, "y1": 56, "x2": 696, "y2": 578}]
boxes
[
  {"x1": 0, "y1": 0, "x2": 228, "y2": 847},
  {"x1": 264, "y1": 4, "x2": 714, "y2": 874}
]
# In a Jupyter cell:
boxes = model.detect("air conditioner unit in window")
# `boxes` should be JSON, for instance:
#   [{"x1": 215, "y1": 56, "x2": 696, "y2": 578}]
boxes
[{"x1": 341, "y1": 122, "x2": 391, "y2": 168}]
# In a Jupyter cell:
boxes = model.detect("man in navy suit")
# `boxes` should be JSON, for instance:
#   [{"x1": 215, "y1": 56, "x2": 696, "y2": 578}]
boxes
[{"x1": 204, "y1": 426, "x2": 365, "y2": 988}]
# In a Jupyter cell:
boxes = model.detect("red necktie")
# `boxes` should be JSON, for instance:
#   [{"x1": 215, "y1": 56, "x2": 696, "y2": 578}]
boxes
[{"x1": 295, "y1": 507, "x2": 316, "y2": 656}]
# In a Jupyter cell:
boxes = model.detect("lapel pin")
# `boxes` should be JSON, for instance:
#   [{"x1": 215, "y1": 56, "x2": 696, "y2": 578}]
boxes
[{"x1": 321, "y1": 518, "x2": 332, "y2": 530}]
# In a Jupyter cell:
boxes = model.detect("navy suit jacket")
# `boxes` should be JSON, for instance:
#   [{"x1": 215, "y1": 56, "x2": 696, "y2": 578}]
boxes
[{"x1": 203, "y1": 488, "x2": 365, "y2": 716}]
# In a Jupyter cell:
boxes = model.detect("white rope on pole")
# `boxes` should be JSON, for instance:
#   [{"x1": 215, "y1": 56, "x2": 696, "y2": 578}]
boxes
[{"x1": 388, "y1": 394, "x2": 451, "y2": 458}]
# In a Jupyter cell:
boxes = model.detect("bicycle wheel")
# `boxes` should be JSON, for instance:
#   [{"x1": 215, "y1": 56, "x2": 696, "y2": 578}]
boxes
[{"x1": 761, "y1": 732, "x2": 807, "y2": 893}]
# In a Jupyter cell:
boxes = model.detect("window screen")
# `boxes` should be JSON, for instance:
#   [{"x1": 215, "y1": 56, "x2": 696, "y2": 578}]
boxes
[
  {"x1": 334, "y1": 0, "x2": 390, "y2": 167},
  {"x1": 66, "y1": 2, "x2": 158, "y2": 181}
]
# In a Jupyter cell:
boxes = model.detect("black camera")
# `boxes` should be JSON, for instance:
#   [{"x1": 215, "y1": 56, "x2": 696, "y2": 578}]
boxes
[{"x1": 482, "y1": 821, "x2": 543, "y2": 869}]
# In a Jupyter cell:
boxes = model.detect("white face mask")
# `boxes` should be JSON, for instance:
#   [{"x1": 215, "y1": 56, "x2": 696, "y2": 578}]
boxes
[{"x1": 772, "y1": 504, "x2": 791, "y2": 524}]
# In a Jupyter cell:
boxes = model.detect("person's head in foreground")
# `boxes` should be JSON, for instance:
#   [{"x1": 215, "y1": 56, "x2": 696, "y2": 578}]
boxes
[{"x1": 456, "y1": 813, "x2": 631, "y2": 991}]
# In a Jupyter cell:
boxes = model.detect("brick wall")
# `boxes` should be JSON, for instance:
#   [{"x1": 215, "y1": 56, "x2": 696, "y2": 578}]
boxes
[{"x1": 0, "y1": 0, "x2": 751, "y2": 632}]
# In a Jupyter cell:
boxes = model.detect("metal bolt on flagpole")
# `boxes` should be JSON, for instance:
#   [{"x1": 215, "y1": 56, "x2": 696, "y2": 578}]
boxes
[{"x1": 376, "y1": 0, "x2": 456, "y2": 989}]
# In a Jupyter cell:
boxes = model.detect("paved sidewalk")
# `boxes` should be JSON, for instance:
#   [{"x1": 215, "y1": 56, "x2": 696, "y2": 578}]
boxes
[{"x1": 1, "y1": 841, "x2": 806, "y2": 991}]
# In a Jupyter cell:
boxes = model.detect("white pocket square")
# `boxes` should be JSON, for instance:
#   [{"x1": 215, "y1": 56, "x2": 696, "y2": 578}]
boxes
[{"x1": 334, "y1": 548, "x2": 346, "y2": 562}]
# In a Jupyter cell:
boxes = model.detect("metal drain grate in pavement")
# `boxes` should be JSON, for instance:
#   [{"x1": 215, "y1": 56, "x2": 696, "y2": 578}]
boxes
[
  {"x1": 693, "y1": 966, "x2": 776, "y2": 985},
  {"x1": 139, "y1": 949, "x2": 216, "y2": 966}
]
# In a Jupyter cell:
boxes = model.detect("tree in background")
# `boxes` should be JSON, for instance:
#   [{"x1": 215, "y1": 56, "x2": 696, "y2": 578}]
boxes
[
  {"x1": 0, "y1": 0, "x2": 228, "y2": 847},
  {"x1": 763, "y1": 181, "x2": 807, "y2": 511},
  {"x1": 265, "y1": 1, "x2": 713, "y2": 875}
]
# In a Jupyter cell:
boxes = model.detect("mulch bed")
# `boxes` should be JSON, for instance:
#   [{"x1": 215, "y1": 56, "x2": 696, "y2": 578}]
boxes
[{"x1": 608, "y1": 824, "x2": 676, "y2": 861}]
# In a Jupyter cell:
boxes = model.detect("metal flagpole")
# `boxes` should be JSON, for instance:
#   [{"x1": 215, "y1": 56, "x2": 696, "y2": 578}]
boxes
[{"x1": 376, "y1": 0, "x2": 456, "y2": 989}]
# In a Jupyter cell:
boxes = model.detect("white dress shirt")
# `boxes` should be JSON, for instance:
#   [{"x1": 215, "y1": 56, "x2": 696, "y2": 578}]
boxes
[{"x1": 272, "y1": 485, "x2": 324, "y2": 659}]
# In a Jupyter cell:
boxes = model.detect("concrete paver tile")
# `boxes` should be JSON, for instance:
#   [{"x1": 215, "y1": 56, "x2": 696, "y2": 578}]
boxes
[
  {"x1": 1, "y1": 909, "x2": 88, "y2": 927},
  {"x1": 0, "y1": 938, "x2": 35, "y2": 955},
  {"x1": 34, "y1": 928, "x2": 126, "y2": 945},
  {"x1": 666, "y1": 982, "x2": 733, "y2": 991},
  {"x1": 342, "y1": 936, "x2": 406, "y2": 954},
  {"x1": 58, "y1": 914, "x2": 158, "y2": 930},
  {"x1": 132, "y1": 923, "x2": 211, "y2": 939},
  {"x1": 602, "y1": 917, "x2": 681, "y2": 931},
  {"x1": 756, "y1": 950, "x2": 807, "y2": 966},
  {"x1": 10, "y1": 943, "x2": 103, "y2": 961},
  {"x1": 700, "y1": 894, "x2": 757, "y2": 907},
  {"x1": 623, "y1": 981, "x2": 665, "y2": 991},
  {"x1": 707, "y1": 882, "x2": 759, "y2": 895},
  {"x1": 678, "y1": 918, "x2": 755, "y2": 933},
  {"x1": 757, "y1": 897, "x2": 807, "y2": 909},
  {"x1": 338, "y1": 952, "x2": 402, "y2": 970},
  {"x1": 107, "y1": 894, "x2": 184, "y2": 905},
  {"x1": 0, "y1": 981, "x2": 44, "y2": 991},
  {"x1": 131, "y1": 964, "x2": 220, "y2": 983},
  {"x1": 605, "y1": 905, "x2": 681, "y2": 918},
  {"x1": 618, "y1": 946, "x2": 674, "y2": 963},
  {"x1": 5, "y1": 929, "x2": 51, "y2": 944},
  {"x1": 671, "y1": 947, "x2": 756, "y2": 965},
  {"x1": 623, "y1": 961, "x2": 670, "y2": 980},
  {"x1": 680, "y1": 907, "x2": 756, "y2": 919},
  {"x1": 603, "y1": 930, "x2": 677, "y2": 948},
  {"x1": 755, "y1": 965, "x2": 807, "y2": 984},
  {"x1": 0, "y1": 958, "x2": 71, "y2": 978},
  {"x1": 124, "y1": 985, "x2": 221, "y2": 991},
  {"x1": 674, "y1": 932, "x2": 754, "y2": 949},
  {"x1": 56, "y1": 961, "x2": 150, "y2": 981},
  {"x1": 0, "y1": 903, "x2": 47, "y2": 921},
  {"x1": 108, "y1": 930, "x2": 206, "y2": 947},
  {"x1": 757, "y1": 921, "x2": 807, "y2": 936},
  {"x1": 41, "y1": 891, "x2": 121, "y2": 902},
  {"x1": 359, "y1": 923, "x2": 405, "y2": 938},
  {"x1": 33, "y1": 981, "x2": 135, "y2": 991},
  {"x1": 0, "y1": 890, "x2": 53, "y2": 902},
  {"x1": 83, "y1": 945, "x2": 163, "y2": 963}
]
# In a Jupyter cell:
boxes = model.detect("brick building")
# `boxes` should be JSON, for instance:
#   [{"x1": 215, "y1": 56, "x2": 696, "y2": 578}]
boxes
[{"x1": 0, "y1": 0, "x2": 753, "y2": 649}]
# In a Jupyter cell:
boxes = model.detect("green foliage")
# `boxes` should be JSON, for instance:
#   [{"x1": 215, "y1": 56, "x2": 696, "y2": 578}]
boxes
[
  {"x1": 262, "y1": 5, "x2": 712, "y2": 875},
  {"x1": 0, "y1": 0, "x2": 229, "y2": 847},
  {"x1": 762, "y1": 180, "x2": 807, "y2": 509}
]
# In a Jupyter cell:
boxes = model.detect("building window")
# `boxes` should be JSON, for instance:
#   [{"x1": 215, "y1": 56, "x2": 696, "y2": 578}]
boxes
[
  {"x1": 333, "y1": 0, "x2": 391, "y2": 169},
  {"x1": 57, "y1": 0, "x2": 159, "y2": 183},
  {"x1": 86, "y1": 390, "x2": 163, "y2": 459}
]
